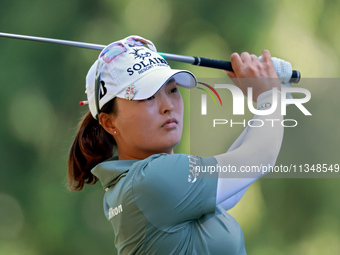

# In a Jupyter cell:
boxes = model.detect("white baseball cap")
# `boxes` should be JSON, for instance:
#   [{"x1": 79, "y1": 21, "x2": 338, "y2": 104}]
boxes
[{"x1": 85, "y1": 35, "x2": 197, "y2": 119}]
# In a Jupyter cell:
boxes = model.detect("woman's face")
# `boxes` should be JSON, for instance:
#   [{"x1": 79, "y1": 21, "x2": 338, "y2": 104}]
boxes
[{"x1": 111, "y1": 79, "x2": 184, "y2": 160}]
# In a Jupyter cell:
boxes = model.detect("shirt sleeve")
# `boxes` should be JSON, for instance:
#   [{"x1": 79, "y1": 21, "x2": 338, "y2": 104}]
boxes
[
  {"x1": 131, "y1": 153, "x2": 218, "y2": 232},
  {"x1": 215, "y1": 90, "x2": 284, "y2": 204}
]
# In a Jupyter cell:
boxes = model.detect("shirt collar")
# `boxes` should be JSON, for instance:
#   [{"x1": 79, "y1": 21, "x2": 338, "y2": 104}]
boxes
[{"x1": 91, "y1": 156, "x2": 139, "y2": 189}]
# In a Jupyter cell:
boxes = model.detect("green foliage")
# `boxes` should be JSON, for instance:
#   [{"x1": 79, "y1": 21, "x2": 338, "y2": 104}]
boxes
[{"x1": 1, "y1": 0, "x2": 339, "y2": 254}]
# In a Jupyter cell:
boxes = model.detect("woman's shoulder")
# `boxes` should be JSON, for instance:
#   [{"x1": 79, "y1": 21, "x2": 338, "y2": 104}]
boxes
[
  {"x1": 130, "y1": 153, "x2": 188, "y2": 175},
  {"x1": 130, "y1": 153, "x2": 190, "y2": 182},
  {"x1": 140, "y1": 153, "x2": 189, "y2": 164},
  {"x1": 131, "y1": 153, "x2": 218, "y2": 179}
]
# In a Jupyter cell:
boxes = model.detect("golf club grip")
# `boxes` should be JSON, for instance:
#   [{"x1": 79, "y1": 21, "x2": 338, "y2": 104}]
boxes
[
  {"x1": 194, "y1": 57, "x2": 232, "y2": 71},
  {"x1": 194, "y1": 57, "x2": 300, "y2": 83}
]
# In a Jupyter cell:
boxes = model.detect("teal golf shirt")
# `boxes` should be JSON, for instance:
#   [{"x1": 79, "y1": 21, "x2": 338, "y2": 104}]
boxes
[{"x1": 92, "y1": 153, "x2": 246, "y2": 255}]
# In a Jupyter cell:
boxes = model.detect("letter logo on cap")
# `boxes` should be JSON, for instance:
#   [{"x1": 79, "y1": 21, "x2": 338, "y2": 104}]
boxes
[{"x1": 99, "y1": 81, "x2": 107, "y2": 99}]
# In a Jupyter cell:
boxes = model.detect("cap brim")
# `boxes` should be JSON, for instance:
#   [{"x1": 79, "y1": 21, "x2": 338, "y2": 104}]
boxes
[{"x1": 115, "y1": 68, "x2": 197, "y2": 100}]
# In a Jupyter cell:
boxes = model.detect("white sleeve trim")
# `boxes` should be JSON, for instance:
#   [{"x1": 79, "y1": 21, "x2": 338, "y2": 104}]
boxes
[{"x1": 218, "y1": 186, "x2": 248, "y2": 210}]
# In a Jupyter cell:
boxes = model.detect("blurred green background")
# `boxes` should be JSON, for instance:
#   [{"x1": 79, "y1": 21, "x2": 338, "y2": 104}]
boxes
[{"x1": 0, "y1": 0, "x2": 339, "y2": 254}]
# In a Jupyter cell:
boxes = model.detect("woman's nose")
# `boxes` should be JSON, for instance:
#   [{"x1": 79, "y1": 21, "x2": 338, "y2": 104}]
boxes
[{"x1": 159, "y1": 93, "x2": 174, "y2": 114}]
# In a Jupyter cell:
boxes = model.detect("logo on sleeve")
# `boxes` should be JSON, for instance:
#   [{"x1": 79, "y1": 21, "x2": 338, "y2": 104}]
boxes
[{"x1": 188, "y1": 155, "x2": 199, "y2": 183}]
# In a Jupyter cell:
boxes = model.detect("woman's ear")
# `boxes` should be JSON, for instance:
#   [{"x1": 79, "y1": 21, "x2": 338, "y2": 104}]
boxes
[{"x1": 98, "y1": 112, "x2": 118, "y2": 136}]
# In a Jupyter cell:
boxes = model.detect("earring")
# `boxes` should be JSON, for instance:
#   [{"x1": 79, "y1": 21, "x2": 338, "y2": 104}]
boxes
[{"x1": 114, "y1": 131, "x2": 117, "y2": 135}]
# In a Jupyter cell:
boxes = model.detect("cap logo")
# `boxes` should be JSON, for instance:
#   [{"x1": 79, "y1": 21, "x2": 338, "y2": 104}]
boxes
[
  {"x1": 125, "y1": 84, "x2": 137, "y2": 100},
  {"x1": 99, "y1": 80, "x2": 108, "y2": 99},
  {"x1": 130, "y1": 48, "x2": 151, "y2": 60},
  {"x1": 126, "y1": 50, "x2": 169, "y2": 76}
]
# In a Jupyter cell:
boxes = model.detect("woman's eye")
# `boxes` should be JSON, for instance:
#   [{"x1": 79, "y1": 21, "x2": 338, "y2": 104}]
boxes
[
  {"x1": 169, "y1": 87, "x2": 177, "y2": 94},
  {"x1": 146, "y1": 95, "x2": 155, "y2": 101}
]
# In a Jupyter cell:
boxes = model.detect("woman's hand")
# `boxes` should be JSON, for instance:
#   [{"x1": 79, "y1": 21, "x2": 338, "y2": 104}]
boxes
[{"x1": 225, "y1": 50, "x2": 281, "y2": 102}]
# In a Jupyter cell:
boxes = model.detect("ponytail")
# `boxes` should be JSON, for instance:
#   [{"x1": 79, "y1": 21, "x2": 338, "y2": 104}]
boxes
[{"x1": 68, "y1": 99, "x2": 117, "y2": 191}]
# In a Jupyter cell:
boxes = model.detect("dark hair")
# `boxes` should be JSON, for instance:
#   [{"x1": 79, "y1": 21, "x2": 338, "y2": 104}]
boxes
[{"x1": 68, "y1": 99, "x2": 118, "y2": 191}]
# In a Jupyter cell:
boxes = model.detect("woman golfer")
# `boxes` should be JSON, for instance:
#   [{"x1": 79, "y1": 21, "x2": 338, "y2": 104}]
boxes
[{"x1": 68, "y1": 35, "x2": 283, "y2": 254}]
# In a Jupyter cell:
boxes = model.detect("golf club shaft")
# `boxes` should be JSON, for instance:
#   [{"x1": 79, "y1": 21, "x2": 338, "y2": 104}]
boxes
[
  {"x1": 0, "y1": 32, "x2": 105, "y2": 50},
  {"x1": 0, "y1": 32, "x2": 300, "y2": 83}
]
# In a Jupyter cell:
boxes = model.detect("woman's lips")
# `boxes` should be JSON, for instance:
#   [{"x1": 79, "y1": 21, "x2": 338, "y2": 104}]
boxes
[{"x1": 161, "y1": 118, "x2": 178, "y2": 129}]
